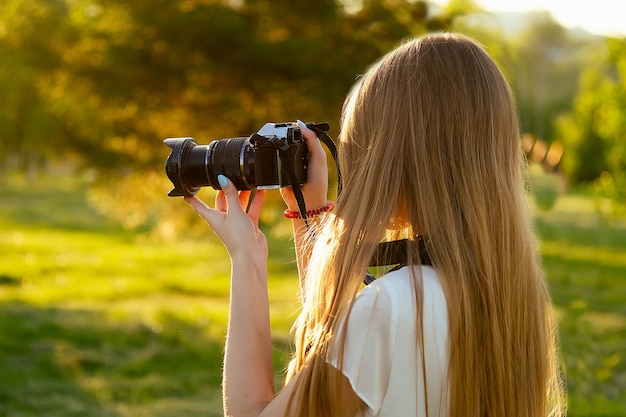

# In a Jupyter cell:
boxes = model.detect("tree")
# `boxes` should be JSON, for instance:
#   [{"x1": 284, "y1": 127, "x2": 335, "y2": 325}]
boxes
[
  {"x1": 0, "y1": 0, "x2": 76, "y2": 173},
  {"x1": 453, "y1": 9, "x2": 590, "y2": 145},
  {"x1": 0, "y1": 0, "x2": 464, "y2": 229},
  {"x1": 556, "y1": 36, "x2": 626, "y2": 215},
  {"x1": 509, "y1": 13, "x2": 586, "y2": 142}
]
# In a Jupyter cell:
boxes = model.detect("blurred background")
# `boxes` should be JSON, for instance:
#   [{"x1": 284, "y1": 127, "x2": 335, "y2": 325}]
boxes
[{"x1": 0, "y1": 0, "x2": 624, "y2": 416}]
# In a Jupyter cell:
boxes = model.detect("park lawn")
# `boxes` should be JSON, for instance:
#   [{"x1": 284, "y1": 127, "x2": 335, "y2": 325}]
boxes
[
  {"x1": 1, "y1": 172, "x2": 625, "y2": 416},
  {"x1": 0, "y1": 173, "x2": 300, "y2": 417},
  {"x1": 535, "y1": 196, "x2": 626, "y2": 417}
]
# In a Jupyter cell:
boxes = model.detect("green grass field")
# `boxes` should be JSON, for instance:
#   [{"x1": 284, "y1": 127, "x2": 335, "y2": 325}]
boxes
[{"x1": 1, "y1": 172, "x2": 625, "y2": 416}]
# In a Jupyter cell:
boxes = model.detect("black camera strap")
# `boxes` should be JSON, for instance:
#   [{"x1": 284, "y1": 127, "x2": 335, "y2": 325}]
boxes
[
  {"x1": 307, "y1": 123, "x2": 342, "y2": 197},
  {"x1": 271, "y1": 136, "x2": 310, "y2": 228},
  {"x1": 363, "y1": 236, "x2": 432, "y2": 284}
]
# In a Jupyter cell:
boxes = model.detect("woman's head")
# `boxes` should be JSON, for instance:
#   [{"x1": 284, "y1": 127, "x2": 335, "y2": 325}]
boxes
[{"x1": 338, "y1": 33, "x2": 520, "y2": 244}]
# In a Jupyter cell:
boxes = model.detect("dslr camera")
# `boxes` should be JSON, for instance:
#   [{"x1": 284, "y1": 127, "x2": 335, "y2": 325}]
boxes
[{"x1": 164, "y1": 122, "x2": 308, "y2": 196}]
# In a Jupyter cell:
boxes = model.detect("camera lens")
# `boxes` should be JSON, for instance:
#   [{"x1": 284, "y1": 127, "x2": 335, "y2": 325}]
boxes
[
  {"x1": 207, "y1": 137, "x2": 254, "y2": 190},
  {"x1": 164, "y1": 136, "x2": 254, "y2": 196}
]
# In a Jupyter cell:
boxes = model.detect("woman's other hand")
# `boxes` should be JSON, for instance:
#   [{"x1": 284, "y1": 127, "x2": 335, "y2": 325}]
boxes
[{"x1": 280, "y1": 120, "x2": 329, "y2": 212}]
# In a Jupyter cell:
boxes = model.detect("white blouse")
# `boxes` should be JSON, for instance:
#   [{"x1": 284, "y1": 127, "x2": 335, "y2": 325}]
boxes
[{"x1": 328, "y1": 266, "x2": 450, "y2": 417}]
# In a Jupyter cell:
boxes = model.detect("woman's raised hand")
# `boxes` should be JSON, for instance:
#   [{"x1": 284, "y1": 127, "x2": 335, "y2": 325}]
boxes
[{"x1": 184, "y1": 175, "x2": 268, "y2": 262}]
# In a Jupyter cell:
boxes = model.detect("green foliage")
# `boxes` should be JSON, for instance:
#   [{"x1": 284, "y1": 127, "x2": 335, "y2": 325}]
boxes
[
  {"x1": 556, "y1": 49, "x2": 611, "y2": 183},
  {"x1": 0, "y1": 0, "x2": 458, "y2": 173},
  {"x1": 556, "y1": 37, "x2": 626, "y2": 216},
  {"x1": 456, "y1": 9, "x2": 626, "y2": 217},
  {"x1": 454, "y1": 10, "x2": 592, "y2": 144},
  {"x1": 510, "y1": 14, "x2": 589, "y2": 142},
  {"x1": 0, "y1": 0, "x2": 70, "y2": 169},
  {"x1": 2, "y1": 0, "x2": 624, "y2": 222},
  {"x1": 0, "y1": 0, "x2": 467, "y2": 230}
]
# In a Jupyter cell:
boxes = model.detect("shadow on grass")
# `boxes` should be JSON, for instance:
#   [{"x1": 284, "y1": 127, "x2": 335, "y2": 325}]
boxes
[{"x1": 0, "y1": 301, "x2": 235, "y2": 417}]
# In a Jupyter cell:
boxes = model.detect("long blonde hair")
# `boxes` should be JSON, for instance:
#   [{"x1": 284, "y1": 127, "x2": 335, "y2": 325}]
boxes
[{"x1": 286, "y1": 33, "x2": 565, "y2": 417}]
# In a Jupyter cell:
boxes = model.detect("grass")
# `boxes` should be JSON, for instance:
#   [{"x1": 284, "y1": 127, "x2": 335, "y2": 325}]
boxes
[
  {"x1": 534, "y1": 196, "x2": 626, "y2": 416},
  {"x1": 0, "y1": 172, "x2": 299, "y2": 417},
  {"x1": 1, "y1": 171, "x2": 625, "y2": 416}
]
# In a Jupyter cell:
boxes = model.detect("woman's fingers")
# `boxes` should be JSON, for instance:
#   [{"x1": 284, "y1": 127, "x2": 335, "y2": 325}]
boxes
[
  {"x1": 194, "y1": 176, "x2": 257, "y2": 219},
  {"x1": 218, "y1": 175, "x2": 245, "y2": 214},
  {"x1": 183, "y1": 175, "x2": 268, "y2": 260},
  {"x1": 247, "y1": 190, "x2": 266, "y2": 225},
  {"x1": 185, "y1": 175, "x2": 242, "y2": 224},
  {"x1": 184, "y1": 195, "x2": 218, "y2": 226},
  {"x1": 215, "y1": 186, "x2": 250, "y2": 213},
  {"x1": 297, "y1": 120, "x2": 327, "y2": 169},
  {"x1": 215, "y1": 190, "x2": 226, "y2": 212},
  {"x1": 238, "y1": 190, "x2": 251, "y2": 211}
]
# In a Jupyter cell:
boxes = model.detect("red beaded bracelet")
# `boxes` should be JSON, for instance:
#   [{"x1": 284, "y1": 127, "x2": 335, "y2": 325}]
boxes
[{"x1": 284, "y1": 201, "x2": 335, "y2": 219}]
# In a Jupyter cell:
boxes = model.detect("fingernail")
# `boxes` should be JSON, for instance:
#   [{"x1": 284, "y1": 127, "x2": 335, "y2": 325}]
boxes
[
  {"x1": 218, "y1": 175, "x2": 229, "y2": 188},
  {"x1": 296, "y1": 119, "x2": 307, "y2": 129}
]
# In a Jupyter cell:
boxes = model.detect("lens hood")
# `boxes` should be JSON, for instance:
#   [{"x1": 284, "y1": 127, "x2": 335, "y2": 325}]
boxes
[{"x1": 164, "y1": 137, "x2": 200, "y2": 197}]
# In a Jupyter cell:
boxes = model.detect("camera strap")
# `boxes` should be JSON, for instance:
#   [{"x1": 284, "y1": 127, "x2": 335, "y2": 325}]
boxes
[
  {"x1": 363, "y1": 236, "x2": 432, "y2": 284},
  {"x1": 307, "y1": 122, "x2": 342, "y2": 197},
  {"x1": 271, "y1": 137, "x2": 310, "y2": 228}
]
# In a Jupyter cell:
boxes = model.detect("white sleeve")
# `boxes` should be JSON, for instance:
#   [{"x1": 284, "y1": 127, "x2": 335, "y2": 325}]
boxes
[{"x1": 327, "y1": 282, "x2": 398, "y2": 415}]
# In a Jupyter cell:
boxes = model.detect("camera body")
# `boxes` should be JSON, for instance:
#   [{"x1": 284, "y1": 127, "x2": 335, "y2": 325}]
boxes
[{"x1": 164, "y1": 122, "x2": 308, "y2": 196}]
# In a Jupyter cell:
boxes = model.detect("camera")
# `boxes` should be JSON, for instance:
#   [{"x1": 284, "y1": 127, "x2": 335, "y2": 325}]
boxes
[{"x1": 164, "y1": 122, "x2": 308, "y2": 196}]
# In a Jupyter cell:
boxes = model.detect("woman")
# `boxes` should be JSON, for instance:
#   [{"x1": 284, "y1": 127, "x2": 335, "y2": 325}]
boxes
[{"x1": 184, "y1": 33, "x2": 566, "y2": 417}]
